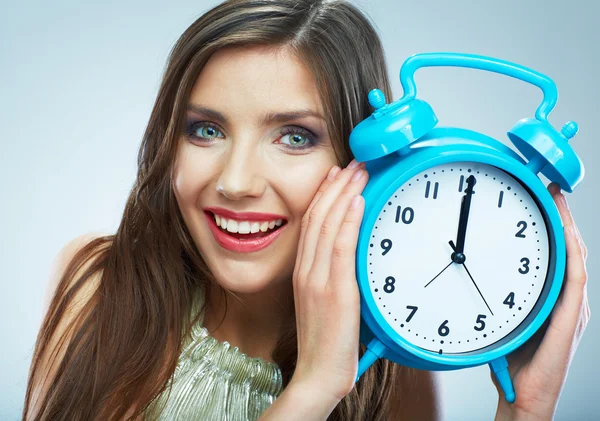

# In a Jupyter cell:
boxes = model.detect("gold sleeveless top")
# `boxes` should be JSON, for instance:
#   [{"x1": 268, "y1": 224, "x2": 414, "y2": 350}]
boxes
[{"x1": 142, "y1": 286, "x2": 284, "y2": 420}]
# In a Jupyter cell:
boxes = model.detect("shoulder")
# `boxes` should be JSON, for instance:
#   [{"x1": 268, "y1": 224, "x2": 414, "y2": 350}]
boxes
[
  {"x1": 42, "y1": 232, "x2": 111, "y2": 316},
  {"x1": 26, "y1": 232, "x2": 112, "y2": 420},
  {"x1": 386, "y1": 367, "x2": 443, "y2": 421}
]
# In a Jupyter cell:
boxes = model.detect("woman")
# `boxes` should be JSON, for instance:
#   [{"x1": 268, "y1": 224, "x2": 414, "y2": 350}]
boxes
[{"x1": 22, "y1": 1, "x2": 590, "y2": 420}]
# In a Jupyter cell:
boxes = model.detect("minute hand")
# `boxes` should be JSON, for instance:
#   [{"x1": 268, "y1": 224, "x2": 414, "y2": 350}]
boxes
[{"x1": 454, "y1": 175, "x2": 476, "y2": 255}]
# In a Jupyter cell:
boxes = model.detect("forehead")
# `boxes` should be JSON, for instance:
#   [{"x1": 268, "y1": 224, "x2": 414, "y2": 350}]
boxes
[{"x1": 188, "y1": 45, "x2": 325, "y2": 118}]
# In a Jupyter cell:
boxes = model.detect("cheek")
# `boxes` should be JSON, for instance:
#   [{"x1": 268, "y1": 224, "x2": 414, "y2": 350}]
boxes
[
  {"x1": 173, "y1": 169, "x2": 196, "y2": 204},
  {"x1": 173, "y1": 145, "x2": 215, "y2": 205},
  {"x1": 280, "y1": 165, "x2": 329, "y2": 217}
]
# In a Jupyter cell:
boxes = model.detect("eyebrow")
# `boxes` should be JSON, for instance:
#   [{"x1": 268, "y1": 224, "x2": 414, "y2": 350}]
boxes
[{"x1": 186, "y1": 104, "x2": 325, "y2": 126}]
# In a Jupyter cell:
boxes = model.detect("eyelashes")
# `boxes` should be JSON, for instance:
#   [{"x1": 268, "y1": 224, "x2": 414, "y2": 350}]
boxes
[
  {"x1": 279, "y1": 126, "x2": 320, "y2": 150},
  {"x1": 183, "y1": 120, "x2": 321, "y2": 151},
  {"x1": 184, "y1": 121, "x2": 224, "y2": 142}
]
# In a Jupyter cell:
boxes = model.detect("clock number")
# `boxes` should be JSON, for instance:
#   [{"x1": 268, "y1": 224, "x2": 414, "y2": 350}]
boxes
[
  {"x1": 474, "y1": 314, "x2": 487, "y2": 331},
  {"x1": 380, "y1": 239, "x2": 392, "y2": 256},
  {"x1": 498, "y1": 191, "x2": 504, "y2": 208},
  {"x1": 438, "y1": 320, "x2": 450, "y2": 337},
  {"x1": 458, "y1": 175, "x2": 465, "y2": 192},
  {"x1": 425, "y1": 181, "x2": 439, "y2": 199},
  {"x1": 515, "y1": 221, "x2": 527, "y2": 238},
  {"x1": 405, "y1": 305, "x2": 418, "y2": 322},
  {"x1": 395, "y1": 206, "x2": 414, "y2": 224},
  {"x1": 383, "y1": 276, "x2": 396, "y2": 293},
  {"x1": 503, "y1": 292, "x2": 516, "y2": 309},
  {"x1": 519, "y1": 257, "x2": 530, "y2": 274}
]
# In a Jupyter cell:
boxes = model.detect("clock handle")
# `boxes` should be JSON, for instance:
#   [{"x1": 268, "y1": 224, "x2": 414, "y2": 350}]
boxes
[
  {"x1": 398, "y1": 52, "x2": 557, "y2": 122},
  {"x1": 355, "y1": 337, "x2": 388, "y2": 383},
  {"x1": 489, "y1": 356, "x2": 516, "y2": 403}
]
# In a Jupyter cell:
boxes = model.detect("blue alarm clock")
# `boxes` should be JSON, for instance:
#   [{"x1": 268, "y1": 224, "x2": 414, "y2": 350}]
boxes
[{"x1": 350, "y1": 52, "x2": 584, "y2": 403}]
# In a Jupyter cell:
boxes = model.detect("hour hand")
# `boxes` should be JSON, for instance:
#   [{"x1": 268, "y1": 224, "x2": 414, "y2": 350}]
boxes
[{"x1": 453, "y1": 175, "x2": 476, "y2": 258}]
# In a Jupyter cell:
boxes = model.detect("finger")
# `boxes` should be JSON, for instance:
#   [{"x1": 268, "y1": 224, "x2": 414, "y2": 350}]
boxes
[
  {"x1": 295, "y1": 160, "x2": 365, "y2": 285},
  {"x1": 527, "y1": 218, "x2": 588, "y2": 377},
  {"x1": 575, "y1": 224, "x2": 588, "y2": 262},
  {"x1": 293, "y1": 164, "x2": 341, "y2": 283},
  {"x1": 548, "y1": 182, "x2": 574, "y2": 228},
  {"x1": 548, "y1": 183, "x2": 588, "y2": 299},
  {"x1": 308, "y1": 168, "x2": 369, "y2": 289},
  {"x1": 328, "y1": 194, "x2": 365, "y2": 289},
  {"x1": 556, "y1": 218, "x2": 589, "y2": 310},
  {"x1": 293, "y1": 163, "x2": 347, "y2": 328}
]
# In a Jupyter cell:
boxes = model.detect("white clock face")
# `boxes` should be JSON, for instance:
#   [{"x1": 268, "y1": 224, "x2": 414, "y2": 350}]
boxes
[{"x1": 367, "y1": 161, "x2": 551, "y2": 355}]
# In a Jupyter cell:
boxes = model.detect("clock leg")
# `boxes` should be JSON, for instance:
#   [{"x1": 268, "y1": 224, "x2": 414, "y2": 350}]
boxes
[
  {"x1": 355, "y1": 338, "x2": 388, "y2": 383},
  {"x1": 489, "y1": 356, "x2": 516, "y2": 403}
]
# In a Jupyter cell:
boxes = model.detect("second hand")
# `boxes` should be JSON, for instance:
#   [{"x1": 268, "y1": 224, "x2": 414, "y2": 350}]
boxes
[{"x1": 449, "y1": 240, "x2": 494, "y2": 316}]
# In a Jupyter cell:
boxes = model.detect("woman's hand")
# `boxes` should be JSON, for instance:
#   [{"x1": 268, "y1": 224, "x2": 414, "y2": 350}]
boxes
[
  {"x1": 290, "y1": 159, "x2": 369, "y2": 405},
  {"x1": 493, "y1": 182, "x2": 590, "y2": 421}
]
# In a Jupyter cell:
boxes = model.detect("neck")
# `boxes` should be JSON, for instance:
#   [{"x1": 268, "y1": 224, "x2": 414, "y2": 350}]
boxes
[{"x1": 202, "y1": 280, "x2": 295, "y2": 364}]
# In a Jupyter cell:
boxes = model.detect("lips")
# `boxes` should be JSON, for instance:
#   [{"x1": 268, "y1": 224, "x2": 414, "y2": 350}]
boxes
[
  {"x1": 204, "y1": 211, "x2": 287, "y2": 253},
  {"x1": 204, "y1": 206, "x2": 287, "y2": 222}
]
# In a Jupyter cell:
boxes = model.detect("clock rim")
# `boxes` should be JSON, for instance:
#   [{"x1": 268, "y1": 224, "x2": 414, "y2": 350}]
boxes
[{"x1": 357, "y1": 133, "x2": 566, "y2": 369}]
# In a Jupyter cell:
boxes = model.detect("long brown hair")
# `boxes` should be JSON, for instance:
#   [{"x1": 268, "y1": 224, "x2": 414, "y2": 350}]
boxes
[{"x1": 22, "y1": 1, "x2": 408, "y2": 419}]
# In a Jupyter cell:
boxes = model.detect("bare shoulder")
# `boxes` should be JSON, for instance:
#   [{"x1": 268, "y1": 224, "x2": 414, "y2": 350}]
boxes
[
  {"x1": 41, "y1": 232, "x2": 111, "y2": 315},
  {"x1": 26, "y1": 232, "x2": 112, "y2": 420},
  {"x1": 386, "y1": 367, "x2": 443, "y2": 421}
]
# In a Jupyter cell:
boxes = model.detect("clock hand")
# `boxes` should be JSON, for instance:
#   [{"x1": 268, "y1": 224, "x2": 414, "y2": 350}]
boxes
[
  {"x1": 452, "y1": 175, "x2": 476, "y2": 262},
  {"x1": 449, "y1": 240, "x2": 494, "y2": 316},
  {"x1": 423, "y1": 260, "x2": 454, "y2": 288},
  {"x1": 462, "y1": 262, "x2": 494, "y2": 316}
]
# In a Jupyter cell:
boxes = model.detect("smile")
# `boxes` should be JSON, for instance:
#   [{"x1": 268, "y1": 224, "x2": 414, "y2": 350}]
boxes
[{"x1": 204, "y1": 211, "x2": 287, "y2": 253}]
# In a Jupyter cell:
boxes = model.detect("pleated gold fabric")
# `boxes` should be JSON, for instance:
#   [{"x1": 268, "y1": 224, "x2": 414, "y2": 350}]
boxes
[{"x1": 143, "y1": 287, "x2": 283, "y2": 420}]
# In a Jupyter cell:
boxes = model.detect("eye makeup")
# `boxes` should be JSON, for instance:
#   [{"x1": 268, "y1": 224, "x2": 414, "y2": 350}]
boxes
[{"x1": 182, "y1": 118, "x2": 323, "y2": 152}]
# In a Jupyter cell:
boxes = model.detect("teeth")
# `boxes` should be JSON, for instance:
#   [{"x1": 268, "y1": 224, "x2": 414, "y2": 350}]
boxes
[
  {"x1": 226, "y1": 220, "x2": 239, "y2": 234},
  {"x1": 212, "y1": 213, "x2": 285, "y2": 234},
  {"x1": 237, "y1": 221, "x2": 250, "y2": 234}
]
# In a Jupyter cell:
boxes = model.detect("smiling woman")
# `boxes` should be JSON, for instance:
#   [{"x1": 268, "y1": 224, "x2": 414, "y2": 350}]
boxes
[
  {"x1": 173, "y1": 45, "x2": 338, "y2": 299},
  {"x1": 21, "y1": 1, "x2": 440, "y2": 421}
]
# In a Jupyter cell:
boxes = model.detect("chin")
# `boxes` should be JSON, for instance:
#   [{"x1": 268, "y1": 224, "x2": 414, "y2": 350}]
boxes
[
  {"x1": 208, "y1": 260, "x2": 286, "y2": 295},
  {"x1": 192, "y1": 221, "x2": 298, "y2": 295}
]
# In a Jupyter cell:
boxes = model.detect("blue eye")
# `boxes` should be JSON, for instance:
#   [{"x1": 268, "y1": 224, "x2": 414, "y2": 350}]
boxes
[
  {"x1": 184, "y1": 120, "x2": 319, "y2": 151},
  {"x1": 279, "y1": 127, "x2": 318, "y2": 150},
  {"x1": 185, "y1": 121, "x2": 223, "y2": 142}
]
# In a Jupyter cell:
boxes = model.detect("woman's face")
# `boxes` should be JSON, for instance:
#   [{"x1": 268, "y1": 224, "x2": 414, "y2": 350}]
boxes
[{"x1": 173, "y1": 45, "x2": 338, "y2": 295}]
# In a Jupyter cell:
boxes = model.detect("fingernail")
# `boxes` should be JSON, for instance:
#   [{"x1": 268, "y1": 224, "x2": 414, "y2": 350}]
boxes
[
  {"x1": 348, "y1": 159, "x2": 360, "y2": 169},
  {"x1": 351, "y1": 169, "x2": 364, "y2": 182},
  {"x1": 328, "y1": 165, "x2": 341, "y2": 180},
  {"x1": 350, "y1": 195, "x2": 362, "y2": 209}
]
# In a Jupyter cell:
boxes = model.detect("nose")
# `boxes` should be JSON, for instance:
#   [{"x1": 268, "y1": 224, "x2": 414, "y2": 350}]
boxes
[{"x1": 216, "y1": 143, "x2": 266, "y2": 201}]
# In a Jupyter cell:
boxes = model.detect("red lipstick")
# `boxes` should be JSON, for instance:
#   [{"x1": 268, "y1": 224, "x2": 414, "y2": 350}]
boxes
[
  {"x1": 204, "y1": 206, "x2": 287, "y2": 222},
  {"x1": 204, "y1": 211, "x2": 286, "y2": 253}
]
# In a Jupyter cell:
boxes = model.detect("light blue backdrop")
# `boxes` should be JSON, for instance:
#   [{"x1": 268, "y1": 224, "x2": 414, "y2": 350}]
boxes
[{"x1": 1, "y1": 1, "x2": 597, "y2": 420}]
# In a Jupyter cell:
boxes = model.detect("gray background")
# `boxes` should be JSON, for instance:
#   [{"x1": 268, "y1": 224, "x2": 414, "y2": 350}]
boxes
[{"x1": 1, "y1": 0, "x2": 598, "y2": 419}]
